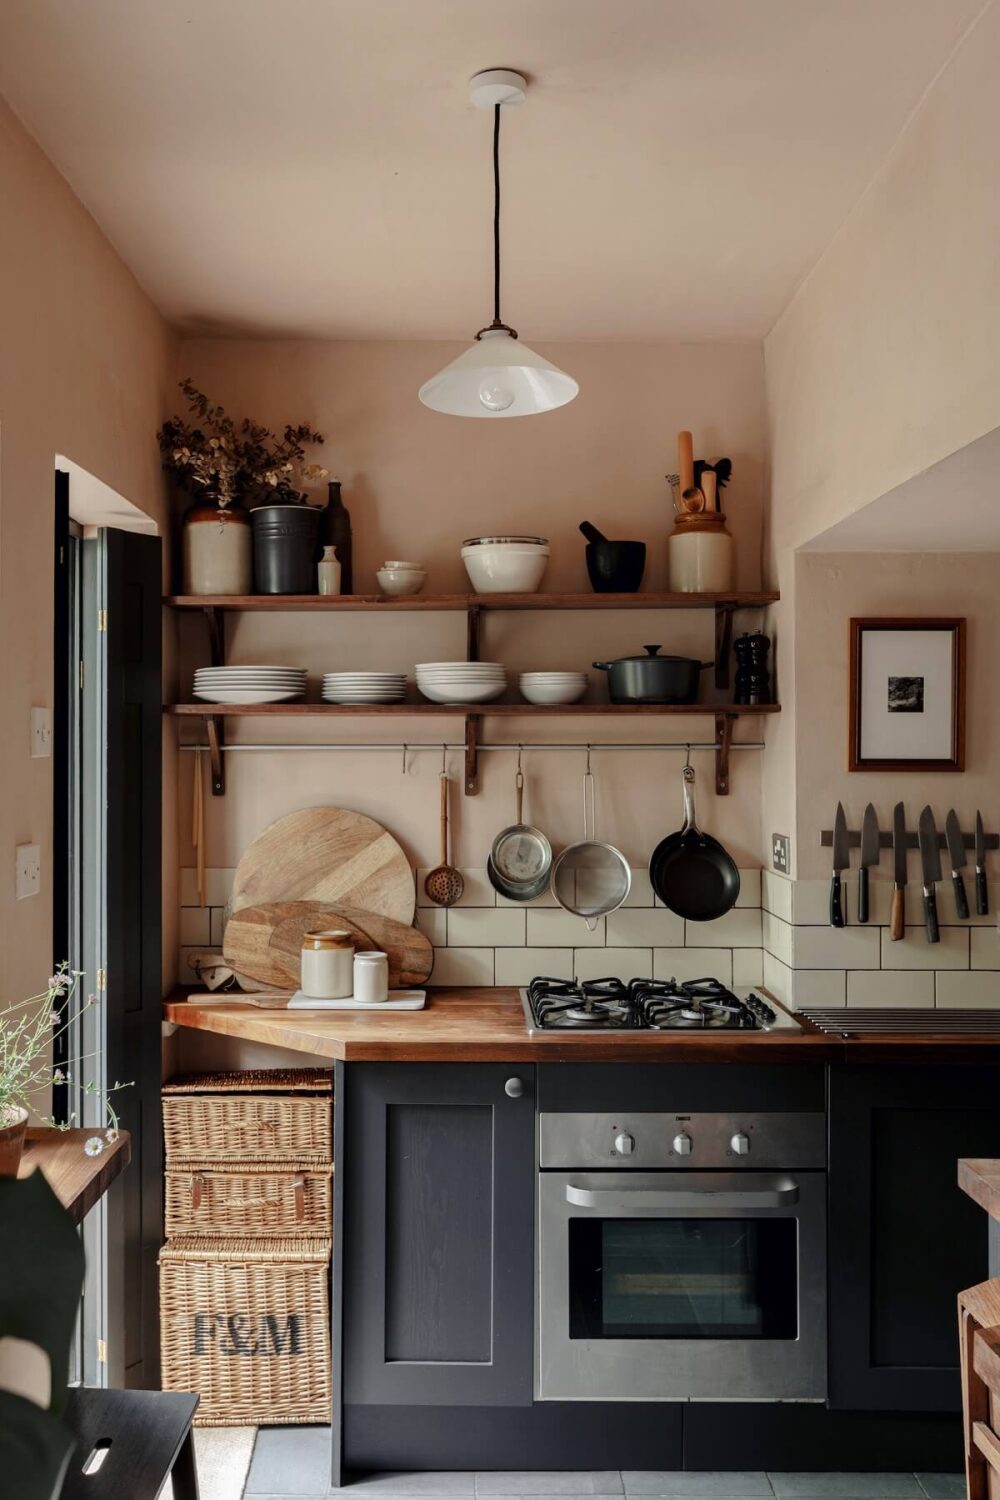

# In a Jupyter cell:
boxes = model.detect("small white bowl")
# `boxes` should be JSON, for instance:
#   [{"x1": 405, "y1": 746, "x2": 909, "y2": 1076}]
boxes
[
  {"x1": 418, "y1": 680, "x2": 507, "y2": 704},
  {"x1": 377, "y1": 568, "x2": 426, "y2": 597},
  {"x1": 519, "y1": 678, "x2": 588, "y2": 705}
]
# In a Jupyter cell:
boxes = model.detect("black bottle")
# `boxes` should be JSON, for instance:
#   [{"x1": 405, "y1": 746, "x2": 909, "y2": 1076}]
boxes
[{"x1": 322, "y1": 480, "x2": 352, "y2": 593}]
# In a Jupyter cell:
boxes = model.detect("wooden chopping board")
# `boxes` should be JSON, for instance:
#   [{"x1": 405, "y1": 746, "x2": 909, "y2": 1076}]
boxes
[
  {"x1": 231, "y1": 807, "x2": 415, "y2": 925},
  {"x1": 223, "y1": 901, "x2": 434, "y2": 991}
]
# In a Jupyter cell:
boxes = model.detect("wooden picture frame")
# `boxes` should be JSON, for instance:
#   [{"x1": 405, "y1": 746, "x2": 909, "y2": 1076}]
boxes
[{"x1": 848, "y1": 617, "x2": 965, "y2": 772}]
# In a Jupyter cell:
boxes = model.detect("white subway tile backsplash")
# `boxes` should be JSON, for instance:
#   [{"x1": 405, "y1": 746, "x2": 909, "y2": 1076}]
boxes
[
  {"x1": 848, "y1": 970, "x2": 935, "y2": 1007},
  {"x1": 447, "y1": 907, "x2": 526, "y2": 947},
  {"x1": 574, "y1": 948, "x2": 652, "y2": 983},
  {"x1": 653, "y1": 948, "x2": 734, "y2": 985},
  {"x1": 736, "y1": 869, "x2": 762, "y2": 908},
  {"x1": 792, "y1": 925, "x2": 880, "y2": 970},
  {"x1": 527, "y1": 909, "x2": 606, "y2": 947},
  {"x1": 415, "y1": 907, "x2": 447, "y2": 946},
  {"x1": 762, "y1": 952, "x2": 793, "y2": 1006},
  {"x1": 878, "y1": 925, "x2": 969, "y2": 970},
  {"x1": 622, "y1": 869, "x2": 656, "y2": 908},
  {"x1": 762, "y1": 912, "x2": 794, "y2": 966},
  {"x1": 733, "y1": 949, "x2": 764, "y2": 987},
  {"x1": 180, "y1": 866, "x2": 236, "y2": 908},
  {"x1": 494, "y1": 948, "x2": 574, "y2": 986},
  {"x1": 762, "y1": 870, "x2": 793, "y2": 922},
  {"x1": 788, "y1": 968, "x2": 848, "y2": 1006},
  {"x1": 687, "y1": 909, "x2": 762, "y2": 947},
  {"x1": 606, "y1": 908, "x2": 684, "y2": 947},
  {"x1": 971, "y1": 928, "x2": 1000, "y2": 970},
  {"x1": 936, "y1": 971, "x2": 1000, "y2": 1007},
  {"x1": 430, "y1": 948, "x2": 494, "y2": 987},
  {"x1": 209, "y1": 908, "x2": 227, "y2": 947},
  {"x1": 179, "y1": 907, "x2": 211, "y2": 946}
]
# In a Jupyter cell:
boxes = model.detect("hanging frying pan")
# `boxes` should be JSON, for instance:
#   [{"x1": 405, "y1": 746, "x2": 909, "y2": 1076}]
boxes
[{"x1": 649, "y1": 761, "x2": 740, "y2": 921}]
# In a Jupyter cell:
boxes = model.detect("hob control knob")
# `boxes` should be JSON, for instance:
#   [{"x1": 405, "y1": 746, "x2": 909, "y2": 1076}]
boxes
[
  {"x1": 731, "y1": 1132, "x2": 751, "y2": 1156},
  {"x1": 672, "y1": 1132, "x2": 693, "y2": 1156},
  {"x1": 614, "y1": 1132, "x2": 636, "y2": 1157}
]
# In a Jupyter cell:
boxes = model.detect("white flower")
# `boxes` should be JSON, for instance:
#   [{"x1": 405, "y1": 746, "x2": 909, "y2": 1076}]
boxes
[
  {"x1": 105, "y1": 1128, "x2": 119, "y2": 1143},
  {"x1": 84, "y1": 1136, "x2": 105, "y2": 1157}
]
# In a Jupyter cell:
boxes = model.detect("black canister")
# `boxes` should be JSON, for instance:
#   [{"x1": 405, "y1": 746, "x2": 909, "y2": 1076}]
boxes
[{"x1": 251, "y1": 504, "x2": 321, "y2": 594}]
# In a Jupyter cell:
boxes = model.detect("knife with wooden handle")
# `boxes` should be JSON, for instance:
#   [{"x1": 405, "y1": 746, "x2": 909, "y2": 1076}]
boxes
[
  {"x1": 975, "y1": 811, "x2": 989, "y2": 917},
  {"x1": 830, "y1": 802, "x2": 848, "y2": 929},
  {"x1": 890, "y1": 802, "x2": 907, "y2": 941},
  {"x1": 858, "y1": 803, "x2": 879, "y2": 924},
  {"x1": 918, "y1": 806, "x2": 941, "y2": 944},
  {"x1": 944, "y1": 809, "x2": 970, "y2": 920}
]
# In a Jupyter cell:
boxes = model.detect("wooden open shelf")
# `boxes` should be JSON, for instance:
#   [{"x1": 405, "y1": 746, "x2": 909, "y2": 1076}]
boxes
[{"x1": 165, "y1": 589, "x2": 778, "y2": 613}]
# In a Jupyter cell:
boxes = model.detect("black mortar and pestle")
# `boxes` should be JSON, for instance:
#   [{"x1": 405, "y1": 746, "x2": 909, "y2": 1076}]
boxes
[{"x1": 579, "y1": 522, "x2": 647, "y2": 593}]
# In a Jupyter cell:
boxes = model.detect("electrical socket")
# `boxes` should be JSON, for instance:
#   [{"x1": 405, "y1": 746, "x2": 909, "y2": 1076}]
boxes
[
  {"x1": 15, "y1": 843, "x2": 41, "y2": 900},
  {"x1": 772, "y1": 833, "x2": 790, "y2": 872},
  {"x1": 30, "y1": 707, "x2": 51, "y2": 759}
]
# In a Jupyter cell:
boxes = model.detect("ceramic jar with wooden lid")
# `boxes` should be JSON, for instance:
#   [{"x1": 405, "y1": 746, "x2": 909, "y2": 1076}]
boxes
[
  {"x1": 300, "y1": 930, "x2": 354, "y2": 999},
  {"x1": 668, "y1": 511, "x2": 734, "y2": 593},
  {"x1": 182, "y1": 503, "x2": 252, "y2": 595}
]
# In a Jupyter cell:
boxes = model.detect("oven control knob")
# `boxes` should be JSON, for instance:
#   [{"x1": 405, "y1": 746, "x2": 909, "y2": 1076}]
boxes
[
  {"x1": 672, "y1": 1132, "x2": 693, "y2": 1156},
  {"x1": 613, "y1": 1132, "x2": 636, "y2": 1157},
  {"x1": 730, "y1": 1132, "x2": 751, "y2": 1156}
]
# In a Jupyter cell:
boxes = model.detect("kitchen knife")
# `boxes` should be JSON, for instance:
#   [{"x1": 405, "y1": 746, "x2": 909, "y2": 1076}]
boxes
[
  {"x1": 830, "y1": 802, "x2": 849, "y2": 929},
  {"x1": 918, "y1": 806, "x2": 942, "y2": 944},
  {"x1": 858, "y1": 803, "x2": 879, "y2": 924},
  {"x1": 890, "y1": 802, "x2": 907, "y2": 942},
  {"x1": 944, "y1": 809, "x2": 970, "y2": 920},
  {"x1": 975, "y1": 811, "x2": 989, "y2": 917}
]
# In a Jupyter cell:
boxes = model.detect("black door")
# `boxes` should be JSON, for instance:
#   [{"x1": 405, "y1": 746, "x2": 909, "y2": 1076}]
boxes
[
  {"x1": 828, "y1": 1062, "x2": 1000, "y2": 1412},
  {"x1": 343, "y1": 1063, "x2": 535, "y2": 1407}
]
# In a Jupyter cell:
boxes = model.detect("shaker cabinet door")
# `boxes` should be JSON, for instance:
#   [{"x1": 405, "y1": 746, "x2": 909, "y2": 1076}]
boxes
[{"x1": 343, "y1": 1064, "x2": 535, "y2": 1407}]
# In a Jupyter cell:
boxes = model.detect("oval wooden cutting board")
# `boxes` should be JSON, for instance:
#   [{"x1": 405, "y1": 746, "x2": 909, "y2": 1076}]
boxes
[
  {"x1": 223, "y1": 901, "x2": 433, "y2": 991},
  {"x1": 230, "y1": 807, "x2": 415, "y2": 925}
]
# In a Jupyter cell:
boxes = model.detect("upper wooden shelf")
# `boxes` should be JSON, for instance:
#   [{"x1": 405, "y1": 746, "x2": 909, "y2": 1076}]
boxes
[
  {"x1": 166, "y1": 701, "x2": 779, "y2": 717},
  {"x1": 164, "y1": 590, "x2": 778, "y2": 613}
]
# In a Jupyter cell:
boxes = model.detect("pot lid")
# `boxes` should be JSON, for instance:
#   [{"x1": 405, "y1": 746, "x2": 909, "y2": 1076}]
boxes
[{"x1": 602, "y1": 644, "x2": 697, "y2": 664}]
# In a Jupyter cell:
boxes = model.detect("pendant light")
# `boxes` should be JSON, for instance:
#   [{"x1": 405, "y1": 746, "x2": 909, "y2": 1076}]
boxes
[{"x1": 418, "y1": 69, "x2": 578, "y2": 419}]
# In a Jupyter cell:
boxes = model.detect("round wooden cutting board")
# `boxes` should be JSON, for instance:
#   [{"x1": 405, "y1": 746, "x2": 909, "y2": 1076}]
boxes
[
  {"x1": 230, "y1": 807, "x2": 415, "y2": 925},
  {"x1": 223, "y1": 901, "x2": 433, "y2": 991}
]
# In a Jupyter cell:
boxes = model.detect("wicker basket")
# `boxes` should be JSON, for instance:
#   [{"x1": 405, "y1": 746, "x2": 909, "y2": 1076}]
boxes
[
  {"x1": 165, "y1": 1163, "x2": 332, "y2": 1239},
  {"x1": 159, "y1": 1236, "x2": 331, "y2": 1426},
  {"x1": 163, "y1": 1070, "x2": 332, "y2": 1166}
]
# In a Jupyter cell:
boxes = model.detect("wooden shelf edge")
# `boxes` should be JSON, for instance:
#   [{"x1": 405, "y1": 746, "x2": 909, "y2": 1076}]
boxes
[
  {"x1": 164, "y1": 701, "x2": 781, "y2": 717},
  {"x1": 164, "y1": 590, "x2": 779, "y2": 613}
]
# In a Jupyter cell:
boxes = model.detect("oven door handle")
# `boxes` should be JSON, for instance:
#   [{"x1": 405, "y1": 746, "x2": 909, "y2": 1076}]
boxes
[{"x1": 564, "y1": 1180, "x2": 799, "y2": 1210}]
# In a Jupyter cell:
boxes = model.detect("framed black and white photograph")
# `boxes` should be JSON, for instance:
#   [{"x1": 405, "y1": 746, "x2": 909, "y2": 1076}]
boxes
[{"x1": 849, "y1": 617, "x2": 965, "y2": 772}]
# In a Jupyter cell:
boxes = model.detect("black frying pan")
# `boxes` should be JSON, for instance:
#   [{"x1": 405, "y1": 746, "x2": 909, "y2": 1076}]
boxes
[{"x1": 649, "y1": 764, "x2": 740, "y2": 921}]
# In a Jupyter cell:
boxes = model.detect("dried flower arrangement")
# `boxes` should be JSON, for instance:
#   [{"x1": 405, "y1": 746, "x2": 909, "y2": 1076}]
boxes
[{"x1": 157, "y1": 379, "x2": 328, "y2": 509}]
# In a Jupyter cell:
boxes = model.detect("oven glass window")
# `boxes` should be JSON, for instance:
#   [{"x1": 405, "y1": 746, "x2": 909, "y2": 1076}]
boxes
[{"x1": 568, "y1": 1217, "x2": 799, "y2": 1339}]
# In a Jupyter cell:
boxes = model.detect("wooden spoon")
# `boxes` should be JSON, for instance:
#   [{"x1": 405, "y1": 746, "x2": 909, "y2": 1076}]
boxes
[{"x1": 424, "y1": 773, "x2": 464, "y2": 906}]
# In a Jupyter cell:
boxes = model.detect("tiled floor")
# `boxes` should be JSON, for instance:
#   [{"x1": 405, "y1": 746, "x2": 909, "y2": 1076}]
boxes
[{"x1": 243, "y1": 1434, "x2": 965, "y2": 1500}]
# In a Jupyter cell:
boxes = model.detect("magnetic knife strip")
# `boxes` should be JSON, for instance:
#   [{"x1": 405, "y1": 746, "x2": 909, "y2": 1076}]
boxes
[{"x1": 820, "y1": 829, "x2": 999, "y2": 850}]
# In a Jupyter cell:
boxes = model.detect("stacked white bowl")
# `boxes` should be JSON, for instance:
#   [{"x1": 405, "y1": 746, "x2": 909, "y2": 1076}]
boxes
[
  {"x1": 376, "y1": 560, "x2": 426, "y2": 596},
  {"x1": 322, "y1": 672, "x2": 407, "y2": 704},
  {"x1": 518, "y1": 672, "x2": 588, "y2": 705},
  {"x1": 193, "y1": 665, "x2": 307, "y2": 704},
  {"x1": 416, "y1": 661, "x2": 507, "y2": 704},
  {"x1": 461, "y1": 536, "x2": 550, "y2": 594}
]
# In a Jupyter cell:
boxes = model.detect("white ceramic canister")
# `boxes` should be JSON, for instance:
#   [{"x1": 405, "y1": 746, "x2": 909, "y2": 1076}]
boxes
[
  {"x1": 353, "y1": 951, "x2": 390, "y2": 1004},
  {"x1": 300, "y1": 930, "x2": 354, "y2": 999},
  {"x1": 667, "y1": 512, "x2": 734, "y2": 593},
  {"x1": 317, "y1": 545, "x2": 342, "y2": 596},
  {"x1": 182, "y1": 504, "x2": 252, "y2": 595}
]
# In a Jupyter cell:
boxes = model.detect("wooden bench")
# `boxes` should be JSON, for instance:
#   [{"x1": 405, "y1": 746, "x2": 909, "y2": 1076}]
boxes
[{"x1": 59, "y1": 1388, "x2": 199, "y2": 1500}]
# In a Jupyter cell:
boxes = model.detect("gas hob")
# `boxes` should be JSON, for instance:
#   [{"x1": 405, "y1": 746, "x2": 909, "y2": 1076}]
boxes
[{"x1": 521, "y1": 976, "x2": 800, "y2": 1034}]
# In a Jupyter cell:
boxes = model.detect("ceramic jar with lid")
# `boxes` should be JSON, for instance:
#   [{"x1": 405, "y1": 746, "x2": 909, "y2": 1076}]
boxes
[
  {"x1": 667, "y1": 511, "x2": 734, "y2": 593},
  {"x1": 182, "y1": 503, "x2": 252, "y2": 595},
  {"x1": 300, "y1": 930, "x2": 354, "y2": 999}
]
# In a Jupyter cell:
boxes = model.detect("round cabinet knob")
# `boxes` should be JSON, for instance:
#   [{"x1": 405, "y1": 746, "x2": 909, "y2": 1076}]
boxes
[
  {"x1": 730, "y1": 1132, "x2": 751, "y2": 1156},
  {"x1": 613, "y1": 1132, "x2": 636, "y2": 1157},
  {"x1": 672, "y1": 1132, "x2": 693, "y2": 1156},
  {"x1": 504, "y1": 1077, "x2": 524, "y2": 1099}
]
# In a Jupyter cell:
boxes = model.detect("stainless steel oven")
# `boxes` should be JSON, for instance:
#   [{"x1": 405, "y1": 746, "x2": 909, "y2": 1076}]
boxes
[{"x1": 537, "y1": 1111, "x2": 827, "y2": 1401}]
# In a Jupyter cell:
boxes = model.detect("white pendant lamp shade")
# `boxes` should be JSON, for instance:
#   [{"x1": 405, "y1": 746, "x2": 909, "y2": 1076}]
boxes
[{"x1": 419, "y1": 329, "x2": 578, "y2": 418}]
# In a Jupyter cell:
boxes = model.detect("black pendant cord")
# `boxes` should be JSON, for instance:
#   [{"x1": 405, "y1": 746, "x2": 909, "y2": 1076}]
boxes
[{"x1": 477, "y1": 102, "x2": 516, "y2": 339}]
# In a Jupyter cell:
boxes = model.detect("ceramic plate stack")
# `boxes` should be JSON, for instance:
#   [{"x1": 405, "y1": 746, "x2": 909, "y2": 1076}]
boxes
[
  {"x1": 322, "y1": 672, "x2": 407, "y2": 704},
  {"x1": 193, "y1": 666, "x2": 307, "y2": 704},
  {"x1": 519, "y1": 671, "x2": 588, "y2": 705},
  {"x1": 416, "y1": 661, "x2": 507, "y2": 704}
]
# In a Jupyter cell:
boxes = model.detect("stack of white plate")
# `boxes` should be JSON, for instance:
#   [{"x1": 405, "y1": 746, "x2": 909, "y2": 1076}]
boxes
[
  {"x1": 416, "y1": 661, "x2": 507, "y2": 704},
  {"x1": 322, "y1": 672, "x2": 407, "y2": 704},
  {"x1": 193, "y1": 665, "x2": 307, "y2": 704},
  {"x1": 519, "y1": 671, "x2": 588, "y2": 705}
]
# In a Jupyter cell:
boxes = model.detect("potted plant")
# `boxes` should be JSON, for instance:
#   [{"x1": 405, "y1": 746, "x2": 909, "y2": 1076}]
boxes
[
  {"x1": 0, "y1": 968, "x2": 130, "y2": 1177},
  {"x1": 158, "y1": 381, "x2": 328, "y2": 596}
]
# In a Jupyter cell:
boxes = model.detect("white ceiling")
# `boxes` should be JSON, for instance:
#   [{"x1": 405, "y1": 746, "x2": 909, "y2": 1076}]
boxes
[{"x1": 0, "y1": 0, "x2": 985, "y2": 340}]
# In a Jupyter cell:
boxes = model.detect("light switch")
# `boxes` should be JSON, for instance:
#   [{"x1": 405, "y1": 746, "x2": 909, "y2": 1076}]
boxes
[
  {"x1": 15, "y1": 844, "x2": 41, "y2": 900},
  {"x1": 30, "y1": 708, "x2": 51, "y2": 759}
]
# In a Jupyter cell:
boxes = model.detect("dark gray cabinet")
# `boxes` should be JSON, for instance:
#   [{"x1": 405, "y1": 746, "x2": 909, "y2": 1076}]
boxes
[{"x1": 343, "y1": 1063, "x2": 535, "y2": 1407}]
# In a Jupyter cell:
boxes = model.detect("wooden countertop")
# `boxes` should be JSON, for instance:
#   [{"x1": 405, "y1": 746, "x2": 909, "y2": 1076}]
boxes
[
  {"x1": 18, "y1": 1127, "x2": 131, "y2": 1223},
  {"x1": 959, "y1": 1159, "x2": 1000, "y2": 1223}
]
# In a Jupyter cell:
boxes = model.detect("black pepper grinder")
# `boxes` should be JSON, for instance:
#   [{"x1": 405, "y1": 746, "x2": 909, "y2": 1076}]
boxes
[
  {"x1": 322, "y1": 480, "x2": 353, "y2": 593},
  {"x1": 733, "y1": 631, "x2": 771, "y2": 705}
]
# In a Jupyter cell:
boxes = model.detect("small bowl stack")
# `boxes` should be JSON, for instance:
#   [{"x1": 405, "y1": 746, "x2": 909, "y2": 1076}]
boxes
[
  {"x1": 322, "y1": 672, "x2": 407, "y2": 705},
  {"x1": 416, "y1": 661, "x2": 507, "y2": 704},
  {"x1": 376, "y1": 560, "x2": 426, "y2": 596},
  {"x1": 518, "y1": 671, "x2": 588, "y2": 705},
  {"x1": 193, "y1": 665, "x2": 307, "y2": 704}
]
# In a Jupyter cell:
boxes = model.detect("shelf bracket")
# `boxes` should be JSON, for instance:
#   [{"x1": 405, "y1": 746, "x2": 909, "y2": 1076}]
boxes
[
  {"x1": 202, "y1": 605, "x2": 225, "y2": 668},
  {"x1": 466, "y1": 605, "x2": 482, "y2": 664},
  {"x1": 714, "y1": 712, "x2": 734, "y2": 797},
  {"x1": 206, "y1": 714, "x2": 226, "y2": 796},
  {"x1": 464, "y1": 713, "x2": 481, "y2": 796},
  {"x1": 714, "y1": 606, "x2": 733, "y2": 691}
]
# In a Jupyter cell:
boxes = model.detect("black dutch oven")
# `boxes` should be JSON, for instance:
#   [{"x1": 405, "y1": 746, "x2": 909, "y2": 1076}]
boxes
[{"x1": 592, "y1": 644, "x2": 712, "y2": 705}]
